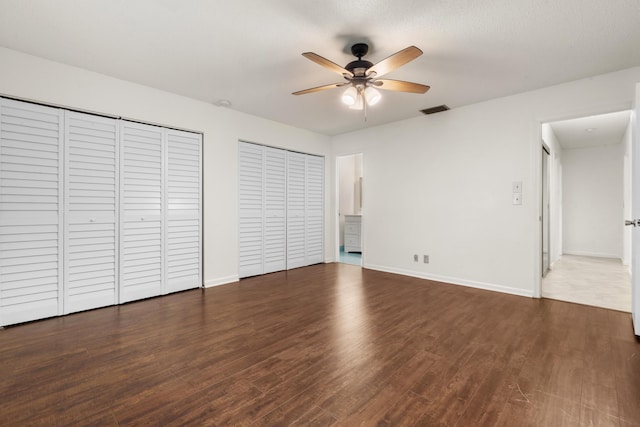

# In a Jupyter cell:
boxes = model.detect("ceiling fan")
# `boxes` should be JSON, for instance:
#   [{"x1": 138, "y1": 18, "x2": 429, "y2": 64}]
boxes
[{"x1": 293, "y1": 43, "x2": 430, "y2": 116}]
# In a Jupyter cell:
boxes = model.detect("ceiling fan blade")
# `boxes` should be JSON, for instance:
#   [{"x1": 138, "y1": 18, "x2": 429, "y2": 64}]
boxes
[
  {"x1": 302, "y1": 52, "x2": 353, "y2": 76},
  {"x1": 367, "y1": 46, "x2": 423, "y2": 77},
  {"x1": 292, "y1": 82, "x2": 348, "y2": 95},
  {"x1": 374, "y1": 79, "x2": 430, "y2": 94}
]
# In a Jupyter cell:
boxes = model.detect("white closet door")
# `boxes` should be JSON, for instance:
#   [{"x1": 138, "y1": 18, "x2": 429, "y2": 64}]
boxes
[
  {"x1": 165, "y1": 129, "x2": 201, "y2": 293},
  {"x1": 120, "y1": 121, "x2": 164, "y2": 303},
  {"x1": 0, "y1": 99, "x2": 63, "y2": 326},
  {"x1": 305, "y1": 155, "x2": 324, "y2": 265},
  {"x1": 64, "y1": 112, "x2": 118, "y2": 313},
  {"x1": 263, "y1": 147, "x2": 286, "y2": 273},
  {"x1": 287, "y1": 151, "x2": 306, "y2": 269},
  {"x1": 238, "y1": 142, "x2": 264, "y2": 278}
]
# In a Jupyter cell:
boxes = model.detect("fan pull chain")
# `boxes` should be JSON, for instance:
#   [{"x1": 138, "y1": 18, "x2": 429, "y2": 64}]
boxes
[{"x1": 362, "y1": 87, "x2": 368, "y2": 122}]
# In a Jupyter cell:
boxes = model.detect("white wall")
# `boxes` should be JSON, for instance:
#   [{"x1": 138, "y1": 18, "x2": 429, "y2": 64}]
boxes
[
  {"x1": 562, "y1": 144, "x2": 623, "y2": 258},
  {"x1": 332, "y1": 66, "x2": 640, "y2": 297},
  {"x1": 2, "y1": 46, "x2": 639, "y2": 299},
  {"x1": 541, "y1": 124, "x2": 563, "y2": 266},
  {"x1": 0, "y1": 47, "x2": 333, "y2": 287}
]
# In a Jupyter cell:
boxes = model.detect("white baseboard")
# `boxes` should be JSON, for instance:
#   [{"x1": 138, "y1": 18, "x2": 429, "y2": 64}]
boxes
[
  {"x1": 204, "y1": 275, "x2": 239, "y2": 288},
  {"x1": 363, "y1": 263, "x2": 534, "y2": 298},
  {"x1": 563, "y1": 250, "x2": 621, "y2": 259}
]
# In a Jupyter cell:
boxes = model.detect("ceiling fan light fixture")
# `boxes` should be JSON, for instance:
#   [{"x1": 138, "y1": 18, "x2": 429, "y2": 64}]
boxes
[
  {"x1": 294, "y1": 43, "x2": 428, "y2": 119},
  {"x1": 341, "y1": 86, "x2": 358, "y2": 106},
  {"x1": 349, "y1": 94, "x2": 364, "y2": 110},
  {"x1": 365, "y1": 87, "x2": 381, "y2": 106}
]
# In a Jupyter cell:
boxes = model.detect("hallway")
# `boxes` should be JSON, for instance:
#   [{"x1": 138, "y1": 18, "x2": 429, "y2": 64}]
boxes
[{"x1": 542, "y1": 255, "x2": 631, "y2": 312}]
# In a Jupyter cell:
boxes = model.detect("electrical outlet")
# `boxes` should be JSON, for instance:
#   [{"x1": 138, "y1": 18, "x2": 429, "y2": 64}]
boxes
[
  {"x1": 512, "y1": 193, "x2": 522, "y2": 205},
  {"x1": 423, "y1": 255, "x2": 429, "y2": 264},
  {"x1": 414, "y1": 254, "x2": 418, "y2": 262}
]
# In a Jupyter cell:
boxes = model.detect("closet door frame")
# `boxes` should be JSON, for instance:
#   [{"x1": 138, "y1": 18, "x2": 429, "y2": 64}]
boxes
[
  {"x1": 1, "y1": 97, "x2": 204, "y2": 326},
  {"x1": 238, "y1": 141, "x2": 325, "y2": 278}
]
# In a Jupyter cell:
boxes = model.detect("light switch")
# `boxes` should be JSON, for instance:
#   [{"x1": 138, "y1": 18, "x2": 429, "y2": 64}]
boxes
[
  {"x1": 513, "y1": 193, "x2": 522, "y2": 205},
  {"x1": 512, "y1": 181, "x2": 522, "y2": 193}
]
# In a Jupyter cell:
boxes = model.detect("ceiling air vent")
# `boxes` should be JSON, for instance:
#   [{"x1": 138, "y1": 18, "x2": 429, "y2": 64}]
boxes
[{"x1": 420, "y1": 105, "x2": 450, "y2": 115}]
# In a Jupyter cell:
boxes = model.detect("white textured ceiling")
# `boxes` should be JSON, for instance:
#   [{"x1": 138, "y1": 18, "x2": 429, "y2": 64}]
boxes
[
  {"x1": 0, "y1": 0, "x2": 639, "y2": 135},
  {"x1": 549, "y1": 110, "x2": 631, "y2": 149}
]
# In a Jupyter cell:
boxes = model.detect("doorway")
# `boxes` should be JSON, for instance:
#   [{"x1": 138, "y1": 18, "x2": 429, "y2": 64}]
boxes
[
  {"x1": 541, "y1": 144, "x2": 550, "y2": 277},
  {"x1": 337, "y1": 154, "x2": 363, "y2": 266},
  {"x1": 540, "y1": 111, "x2": 632, "y2": 312}
]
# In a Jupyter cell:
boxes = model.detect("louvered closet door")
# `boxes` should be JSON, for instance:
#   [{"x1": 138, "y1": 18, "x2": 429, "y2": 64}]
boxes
[
  {"x1": 165, "y1": 129, "x2": 201, "y2": 293},
  {"x1": 286, "y1": 151, "x2": 306, "y2": 270},
  {"x1": 120, "y1": 121, "x2": 163, "y2": 303},
  {"x1": 263, "y1": 147, "x2": 286, "y2": 274},
  {"x1": 238, "y1": 142, "x2": 264, "y2": 278},
  {"x1": 0, "y1": 99, "x2": 63, "y2": 326},
  {"x1": 305, "y1": 155, "x2": 324, "y2": 265},
  {"x1": 64, "y1": 112, "x2": 118, "y2": 313}
]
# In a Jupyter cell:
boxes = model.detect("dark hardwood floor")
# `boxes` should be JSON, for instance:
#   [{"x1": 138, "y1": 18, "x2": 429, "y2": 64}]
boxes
[{"x1": 1, "y1": 263, "x2": 639, "y2": 426}]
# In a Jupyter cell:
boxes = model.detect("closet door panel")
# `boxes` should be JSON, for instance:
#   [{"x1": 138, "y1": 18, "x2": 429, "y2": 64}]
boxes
[
  {"x1": 238, "y1": 142, "x2": 264, "y2": 278},
  {"x1": 305, "y1": 155, "x2": 324, "y2": 265},
  {"x1": 0, "y1": 99, "x2": 63, "y2": 326},
  {"x1": 165, "y1": 129, "x2": 201, "y2": 293},
  {"x1": 120, "y1": 122, "x2": 163, "y2": 303},
  {"x1": 263, "y1": 147, "x2": 286, "y2": 274},
  {"x1": 286, "y1": 151, "x2": 306, "y2": 270},
  {"x1": 64, "y1": 112, "x2": 118, "y2": 313}
]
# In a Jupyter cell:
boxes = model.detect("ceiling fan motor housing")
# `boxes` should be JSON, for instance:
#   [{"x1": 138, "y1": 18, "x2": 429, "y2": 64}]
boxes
[
  {"x1": 351, "y1": 43, "x2": 369, "y2": 58},
  {"x1": 346, "y1": 59, "x2": 373, "y2": 77},
  {"x1": 346, "y1": 43, "x2": 373, "y2": 77}
]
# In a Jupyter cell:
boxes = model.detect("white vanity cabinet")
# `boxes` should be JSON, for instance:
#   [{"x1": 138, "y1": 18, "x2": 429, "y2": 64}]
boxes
[{"x1": 344, "y1": 214, "x2": 362, "y2": 253}]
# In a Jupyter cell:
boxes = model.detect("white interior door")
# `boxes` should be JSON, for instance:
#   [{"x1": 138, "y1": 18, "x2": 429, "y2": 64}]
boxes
[
  {"x1": 286, "y1": 151, "x2": 306, "y2": 269},
  {"x1": 120, "y1": 121, "x2": 164, "y2": 303},
  {"x1": 305, "y1": 154, "x2": 324, "y2": 265},
  {"x1": 165, "y1": 129, "x2": 201, "y2": 293},
  {"x1": 632, "y1": 83, "x2": 640, "y2": 336},
  {"x1": 0, "y1": 99, "x2": 64, "y2": 326},
  {"x1": 238, "y1": 142, "x2": 264, "y2": 278},
  {"x1": 64, "y1": 111, "x2": 118, "y2": 313},
  {"x1": 263, "y1": 146, "x2": 286, "y2": 274}
]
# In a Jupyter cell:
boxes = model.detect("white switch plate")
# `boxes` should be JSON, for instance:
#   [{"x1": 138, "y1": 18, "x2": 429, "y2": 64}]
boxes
[
  {"x1": 513, "y1": 193, "x2": 522, "y2": 205},
  {"x1": 512, "y1": 181, "x2": 522, "y2": 193}
]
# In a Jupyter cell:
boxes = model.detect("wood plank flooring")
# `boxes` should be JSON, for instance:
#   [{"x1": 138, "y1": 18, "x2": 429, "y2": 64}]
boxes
[{"x1": 1, "y1": 263, "x2": 639, "y2": 426}]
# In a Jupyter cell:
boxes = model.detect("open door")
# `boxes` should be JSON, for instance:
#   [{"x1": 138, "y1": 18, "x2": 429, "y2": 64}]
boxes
[
  {"x1": 541, "y1": 144, "x2": 550, "y2": 277},
  {"x1": 336, "y1": 154, "x2": 363, "y2": 266},
  {"x1": 630, "y1": 83, "x2": 640, "y2": 336}
]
